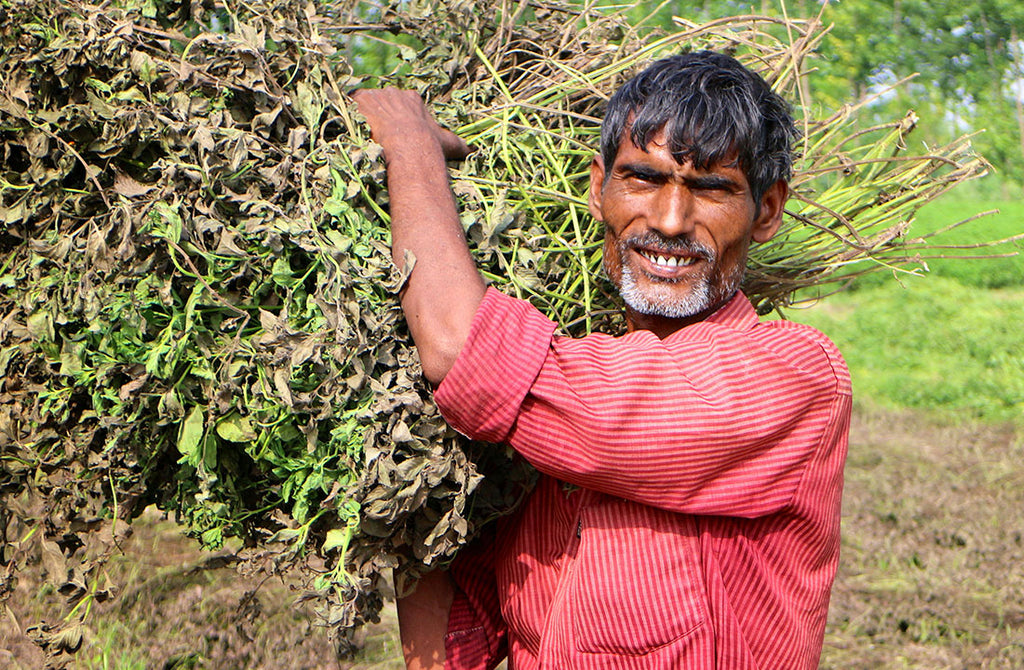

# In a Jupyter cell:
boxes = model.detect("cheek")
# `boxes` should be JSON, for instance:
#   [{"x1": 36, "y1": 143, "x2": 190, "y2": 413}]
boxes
[
  {"x1": 602, "y1": 232, "x2": 623, "y2": 279},
  {"x1": 600, "y1": 186, "x2": 647, "y2": 225},
  {"x1": 705, "y1": 208, "x2": 756, "y2": 256},
  {"x1": 713, "y1": 236, "x2": 752, "y2": 276}
]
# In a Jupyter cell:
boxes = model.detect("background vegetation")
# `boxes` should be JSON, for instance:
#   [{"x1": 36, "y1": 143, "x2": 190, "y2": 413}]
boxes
[
  {"x1": 3, "y1": 0, "x2": 1022, "y2": 668},
  {"x1": 789, "y1": 196, "x2": 1023, "y2": 423}
]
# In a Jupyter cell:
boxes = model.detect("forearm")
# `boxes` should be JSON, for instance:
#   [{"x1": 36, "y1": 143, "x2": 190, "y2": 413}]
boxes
[
  {"x1": 397, "y1": 569, "x2": 454, "y2": 670},
  {"x1": 384, "y1": 138, "x2": 485, "y2": 384},
  {"x1": 352, "y1": 88, "x2": 485, "y2": 385}
]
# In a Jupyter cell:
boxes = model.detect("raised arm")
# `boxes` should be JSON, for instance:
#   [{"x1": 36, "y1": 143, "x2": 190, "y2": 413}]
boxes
[
  {"x1": 435, "y1": 291, "x2": 851, "y2": 517},
  {"x1": 351, "y1": 88, "x2": 485, "y2": 385}
]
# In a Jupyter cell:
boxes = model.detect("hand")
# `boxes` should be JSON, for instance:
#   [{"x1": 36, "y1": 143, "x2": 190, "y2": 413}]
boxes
[{"x1": 351, "y1": 88, "x2": 472, "y2": 161}]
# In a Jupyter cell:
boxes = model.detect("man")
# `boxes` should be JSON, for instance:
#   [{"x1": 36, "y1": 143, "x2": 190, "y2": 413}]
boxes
[{"x1": 353, "y1": 51, "x2": 851, "y2": 669}]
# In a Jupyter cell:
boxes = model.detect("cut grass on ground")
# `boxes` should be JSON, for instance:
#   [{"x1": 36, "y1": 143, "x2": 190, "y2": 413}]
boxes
[
  {"x1": 822, "y1": 408, "x2": 1024, "y2": 669},
  {"x1": 0, "y1": 510, "x2": 404, "y2": 670}
]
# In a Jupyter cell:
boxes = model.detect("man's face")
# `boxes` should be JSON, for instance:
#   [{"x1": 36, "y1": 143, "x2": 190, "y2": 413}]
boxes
[{"x1": 589, "y1": 127, "x2": 786, "y2": 331}]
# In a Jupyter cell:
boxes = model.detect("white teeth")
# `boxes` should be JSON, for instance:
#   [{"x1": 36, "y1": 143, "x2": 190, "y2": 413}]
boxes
[{"x1": 642, "y1": 251, "x2": 693, "y2": 268}]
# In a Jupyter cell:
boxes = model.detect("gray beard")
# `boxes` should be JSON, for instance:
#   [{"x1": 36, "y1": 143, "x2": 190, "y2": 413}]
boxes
[{"x1": 607, "y1": 236, "x2": 744, "y2": 319}]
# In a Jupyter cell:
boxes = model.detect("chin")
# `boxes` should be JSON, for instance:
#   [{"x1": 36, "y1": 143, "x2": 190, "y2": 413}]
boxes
[{"x1": 618, "y1": 271, "x2": 712, "y2": 320}]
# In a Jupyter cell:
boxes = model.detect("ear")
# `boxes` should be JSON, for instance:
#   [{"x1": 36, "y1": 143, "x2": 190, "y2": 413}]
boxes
[
  {"x1": 751, "y1": 179, "x2": 788, "y2": 244},
  {"x1": 588, "y1": 155, "x2": 606, "y2": 222}
]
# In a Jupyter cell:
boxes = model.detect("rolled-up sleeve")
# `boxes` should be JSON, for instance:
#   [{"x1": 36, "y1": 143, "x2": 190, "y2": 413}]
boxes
[
  {"x1": 435, "y1": 287, "x2": 558, "y2": 444},
  {"x1": 435, "y1": 287, "x2": 850, "y2": 518}
]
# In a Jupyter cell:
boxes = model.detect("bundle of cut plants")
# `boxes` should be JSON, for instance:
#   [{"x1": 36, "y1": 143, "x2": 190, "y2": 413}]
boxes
[{"x1": 0, "y1": 0, "x2": 994, "y2": 658}]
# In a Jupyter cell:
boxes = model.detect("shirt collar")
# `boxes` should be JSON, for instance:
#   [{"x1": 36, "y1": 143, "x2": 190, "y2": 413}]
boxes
[{"x1": 703, "y1": 291, "x2": 759, "y2": 332}]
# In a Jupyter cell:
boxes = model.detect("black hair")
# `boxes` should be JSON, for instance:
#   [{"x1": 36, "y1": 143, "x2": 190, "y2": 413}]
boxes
[{"x1": 600, "y1": 51, "x2": 798, "y2": 205}]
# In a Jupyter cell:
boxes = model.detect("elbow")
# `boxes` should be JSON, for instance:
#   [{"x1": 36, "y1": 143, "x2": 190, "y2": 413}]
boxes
[
  {"x1": 401, "y1": 289, "x2": 483, "y2": 387},
  {"x1": 420, "y1": 355, "x2": 454, "y2": 387},
  {"x1": 416, "y1": 337, "x2": 464, "y2": 387}
]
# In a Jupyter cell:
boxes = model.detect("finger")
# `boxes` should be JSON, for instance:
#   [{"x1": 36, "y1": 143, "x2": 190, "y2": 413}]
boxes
[{"x1": 437, "y1": 128, "x2": 473, "y2": 161}]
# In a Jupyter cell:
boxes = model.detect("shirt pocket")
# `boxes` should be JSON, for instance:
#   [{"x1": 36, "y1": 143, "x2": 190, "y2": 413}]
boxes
[{"x1": 567, "y1": 498, "x2": 707, "y2": 655}]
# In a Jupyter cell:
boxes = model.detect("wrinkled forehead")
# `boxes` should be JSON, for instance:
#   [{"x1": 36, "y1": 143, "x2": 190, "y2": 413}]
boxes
[{"x1": 620, "y1": 118, "x2": 744, "y2": 172}]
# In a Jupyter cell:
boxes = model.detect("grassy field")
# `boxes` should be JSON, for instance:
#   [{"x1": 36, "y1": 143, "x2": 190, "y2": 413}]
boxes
[
  {"x1": 3, "y1": 192, "x2": 1021, "y2": 668},
  {"x1": 805, "y1": 190, "x2": 1024, "y2": 667},
  {"x1": 789, "y1": 191, "x2": 1023, "y2": 423},
  {"x1": 788, "y1": 278, "x2": 1023, "y2": 422},
  {"x1": 822, "y1": 409, "x2": 1024, "y2": 668},
  {"x1": 847, "y1": 193, "x2": 1024, "y2": 290}
]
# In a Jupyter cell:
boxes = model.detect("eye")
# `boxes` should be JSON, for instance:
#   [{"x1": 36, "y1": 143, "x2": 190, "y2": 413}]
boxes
[
  {"x1": 623, "y1": 168, "x2": 663, "y2": 185},
  {"x1": 690, "y1": 177, "x2": 736, "y2": 195}
]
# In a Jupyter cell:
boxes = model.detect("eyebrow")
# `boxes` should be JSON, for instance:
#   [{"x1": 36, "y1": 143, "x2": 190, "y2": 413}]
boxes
[
  {"x1": 688, "y1": 174, "x2": 741, "y2": 190},
  {"x1": 615, "y1": 162, "x2": 741, "y2": 190},
  {"x1": 615, "y1": 163, "x2": 668, "y2": 181}
]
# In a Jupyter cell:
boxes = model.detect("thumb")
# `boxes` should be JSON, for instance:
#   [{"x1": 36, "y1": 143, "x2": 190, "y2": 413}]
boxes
[{"x1": 436, "y1": 127, "x2": 473, "y2": 161}]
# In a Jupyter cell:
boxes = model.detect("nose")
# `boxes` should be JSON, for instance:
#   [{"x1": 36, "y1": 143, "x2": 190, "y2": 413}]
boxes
[{"x1": 648, "y1": 184, "x2": 695, "y2": 238}]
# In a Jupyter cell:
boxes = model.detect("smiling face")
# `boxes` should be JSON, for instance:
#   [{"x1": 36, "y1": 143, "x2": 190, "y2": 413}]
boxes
[{"x1": 589, "y1": 127, "x2": 787, "y2": 336}]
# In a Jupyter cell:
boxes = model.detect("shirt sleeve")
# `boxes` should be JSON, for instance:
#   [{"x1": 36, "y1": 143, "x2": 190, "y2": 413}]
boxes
[{"x1": 435, "y1": 287, "x2": 849, "y2": 518}]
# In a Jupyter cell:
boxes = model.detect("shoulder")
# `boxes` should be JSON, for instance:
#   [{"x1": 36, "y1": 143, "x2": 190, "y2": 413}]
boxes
[{"x1": 756, "y1": 319, "x2": 852, "y2": 396}]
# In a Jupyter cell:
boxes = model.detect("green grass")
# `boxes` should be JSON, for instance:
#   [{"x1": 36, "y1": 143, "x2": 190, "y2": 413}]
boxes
[
  {"x1": 910, "y1": 193, "x2": 1024, "y2": 287},
  {"x1": 849, "y1": 193, "x2": 1024, "y2": 289},
  {"x1": 788, "y1": 277, "x2": 1024, "y2": 423},
  {"x1": 76, "y1": 623, "x2": 148, "y2": 670},
  {"x1": 790, "y1": 190, "x2": 1022, "y2": 423}
]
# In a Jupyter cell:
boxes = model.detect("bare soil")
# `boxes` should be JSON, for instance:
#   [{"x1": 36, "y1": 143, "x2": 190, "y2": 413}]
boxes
[
  {"x1": 822, "y1": 406, "x2": 1024, "y2": 669},
  {"x1": 3, "y1": 406, "x2": 1022, "y2": 669}
]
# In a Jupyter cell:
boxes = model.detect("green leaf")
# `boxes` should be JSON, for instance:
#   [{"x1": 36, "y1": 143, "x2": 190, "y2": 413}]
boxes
[
  {"x1": 178, "y1": 406, "x2": 205, "y2": 465},
  {"x1": 294, "y1": 81, "x2": 323, "y2": 136},
  {"x1": 322, "y1": 527, "x2": 352, "y2": 554},
  {"x1": 215, "y1": 414, "x2": 258, "y2": 442},
  {"x1": 26, "y1": 311, "x2": 55, "y2": 342},
  {"x1": 200, "y1": 527, "x2": 223, "y2": 548},
  {"x1": 58, "y1": 340, "x2": 84, "y2": 377},
  {"x1": 204, "y1": 435, "x2": 218, "y2": 471},
  {"x1": 396, "y1": 43, "x2": 417, "y2": 61},
  {"x1": 184, "y1": 283, "x2": 204, "y2": 331},
  {"x1": 267, "y1": 528, "x2": 301, "y2": 544},
  {"x1": 271, "y1": 257, "x2": 297, "y2": 288},
  {"x1": 151, "y1": 202, "x2": 183, "y2": 244}
]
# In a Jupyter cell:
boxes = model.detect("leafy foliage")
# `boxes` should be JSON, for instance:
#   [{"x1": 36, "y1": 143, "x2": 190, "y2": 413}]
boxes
[
  {"x1": 0, "y1": 0, "x2": 996, "y2": 663},
  {"x1": 0, "y1": 0, "x2": 533, "y2": 658}
]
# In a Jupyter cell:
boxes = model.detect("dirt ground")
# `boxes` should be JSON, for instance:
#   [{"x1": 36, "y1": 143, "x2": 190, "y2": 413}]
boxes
[
  {"x1": 3, "y1": 406, "x2": 1022, "y2": 669},
  {"x1": 821, "y1": 406, "x2": 1024, "y2": 669}
]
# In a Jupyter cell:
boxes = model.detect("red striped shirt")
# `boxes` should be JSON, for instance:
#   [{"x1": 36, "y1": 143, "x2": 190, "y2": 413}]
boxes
[{"x1": 435, "y1": 288, "x2": 851, "y2": 669}]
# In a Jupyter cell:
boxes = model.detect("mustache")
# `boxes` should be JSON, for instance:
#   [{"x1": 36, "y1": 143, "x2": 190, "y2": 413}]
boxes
[{"x1": 620, "y1": 232, "x2": 716, "y2": 261}]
